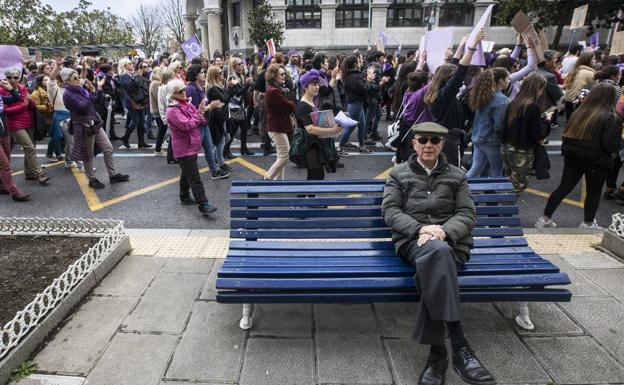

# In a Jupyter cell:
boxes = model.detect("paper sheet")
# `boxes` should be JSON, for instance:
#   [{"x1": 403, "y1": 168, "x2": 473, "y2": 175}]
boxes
[
  {"x1": 425, "y1": 27, "x2": 454, "y2": 74},
  {"x1": 467, "y1": 4, "x2": 494, "y2": 66}
]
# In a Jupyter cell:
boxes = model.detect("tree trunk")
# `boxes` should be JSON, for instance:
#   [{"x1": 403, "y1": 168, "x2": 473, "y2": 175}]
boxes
[{"x1": 553, "y1": 23, "x2": 565, "y2": 49}]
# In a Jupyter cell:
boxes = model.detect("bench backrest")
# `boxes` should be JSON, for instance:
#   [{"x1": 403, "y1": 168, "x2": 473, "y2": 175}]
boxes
[{"x1": 230, "y1": 177, "x2": 521, "y2": 241}]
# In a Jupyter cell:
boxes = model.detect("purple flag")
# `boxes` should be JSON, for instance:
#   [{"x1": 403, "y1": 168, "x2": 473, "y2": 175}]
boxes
[
  {"x1": 0, "y1": 45, "x2": 23, "y2": 80},
  {"x1": 589, "y1": 32, "x2": 599, "y2": 48},
  {"x1": 181, "y1": 35, "x2": 203, "y2": 60}
]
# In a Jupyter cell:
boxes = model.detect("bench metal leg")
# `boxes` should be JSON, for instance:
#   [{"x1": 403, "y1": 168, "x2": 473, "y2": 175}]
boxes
[
  {"x1": 515, "y1": 302, "x2": 534, "y2": 330},
  {"x1": 239, "y1": 304, "x2": 253, "y2": 330}
]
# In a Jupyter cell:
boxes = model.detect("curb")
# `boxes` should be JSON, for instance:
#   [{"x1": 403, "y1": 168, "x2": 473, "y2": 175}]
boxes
[{"x1": 0, "y1": 236, "x2": 130, "y2": 385}]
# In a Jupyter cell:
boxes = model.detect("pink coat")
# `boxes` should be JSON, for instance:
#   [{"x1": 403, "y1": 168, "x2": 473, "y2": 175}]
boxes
[
  {"x1": 165, "y1": 100, "x2": 206, "y2": 159},
  {"x1": 0, "y1": 84, "x2": 34, "y2": 132}
]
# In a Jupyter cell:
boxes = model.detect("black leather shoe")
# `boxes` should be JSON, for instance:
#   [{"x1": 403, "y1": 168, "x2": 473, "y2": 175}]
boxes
[
  {"x1": 88, "y1": 178, "x2": 106, "y2": 189},
  {"x1": 452, "y1": 346, "x2": 496, "y2": 385},
  {"x1": 418, "y1": 353, "x2": 448, "y2": 385},
  {"x1": 110, "y1": 173, "x2": 130, "y2": 183},
  {"x1": 179, "y1": 195, "x2": 196, "y2": 205}
]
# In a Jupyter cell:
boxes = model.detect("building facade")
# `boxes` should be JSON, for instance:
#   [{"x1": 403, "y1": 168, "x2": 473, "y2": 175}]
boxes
[{"x1": 183, "y1": 0, "x2": 592, "y2": 58}]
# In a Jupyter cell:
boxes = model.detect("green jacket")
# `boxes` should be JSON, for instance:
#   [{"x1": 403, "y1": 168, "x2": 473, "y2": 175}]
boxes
[{"x1": 381, "y1": 153, "x2": 476, "y2": 263}]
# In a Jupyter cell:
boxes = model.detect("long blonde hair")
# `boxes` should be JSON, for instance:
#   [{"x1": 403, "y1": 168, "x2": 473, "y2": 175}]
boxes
[
  {"x1": 505, "y1": 72, "x2": 547, "y2": 127},
  {"x1": 206, "y1": 65, "x2": 223, "y2": 88},
  {"x1": 564, "y1": 83, "x2": 617, "y2": 140},
  {"x1": 424, "y1": 64, "x2": 456, "y2": 106},
  {"x1": 117, "y1": 58, "x2": 132, "y2": 75},
  {"x1": 227, "y1": 57, "x2": 244, "y2": 82}
]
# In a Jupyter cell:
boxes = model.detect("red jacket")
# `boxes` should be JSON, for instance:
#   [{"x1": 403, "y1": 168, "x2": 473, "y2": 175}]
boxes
[
  {"x1": 265, "y1": 84, "x2": 296, "y2": 134},
  {"x1": 0, "y1": 84, "x2": 33, "y2": 132}
]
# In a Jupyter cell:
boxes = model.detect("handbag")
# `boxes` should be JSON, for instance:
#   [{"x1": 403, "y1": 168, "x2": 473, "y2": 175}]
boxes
[
  {"x1": 385, "y1": 97, "x2": 411, "y2": 150},
  {"x1": 33, "y1": 111, "x2": 49, "y2": 141},
  {"x1": 82, "y1": 120, "x2": 98, "y2": 137},
  {"x1": 228, "y1": 95, "x2": 246, "y2": 121}
]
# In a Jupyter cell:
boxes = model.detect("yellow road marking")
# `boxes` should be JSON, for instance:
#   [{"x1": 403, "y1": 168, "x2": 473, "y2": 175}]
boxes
[
  {"x1": 11, "y1": 160, "x2": 64, "y2": 176},
  {"x1": 71, "y1": 167, "x2": 104, "y2": 211},
  {"x1": 375, "y1": 167, "x2": 393, "y2": 180},
  {"x1": 525, "y1": 187, "x2": 584, "y2": 208},
  {"x1": 233, "y1": 157, "x2": 268, "y2": 176}
]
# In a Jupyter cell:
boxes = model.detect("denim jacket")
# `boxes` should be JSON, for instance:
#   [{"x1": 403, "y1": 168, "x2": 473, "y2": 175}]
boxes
[{"x1": 471, "y1": 91, "x2": 509, "y2": 145}]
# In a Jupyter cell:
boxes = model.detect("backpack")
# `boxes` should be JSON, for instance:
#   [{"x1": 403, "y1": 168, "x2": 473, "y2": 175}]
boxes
[{"x1": 126, "y1": 76, "x2": 149, "y2": 106}]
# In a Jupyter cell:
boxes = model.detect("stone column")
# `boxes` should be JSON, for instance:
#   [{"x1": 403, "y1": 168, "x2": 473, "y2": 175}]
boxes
[
  {"x1": 202, "y1": 5, "x2": 223, "y2": 58},
  {"x1": 198, "y1": 16, "x2": 211, "y2": 57},
  {"x1": 268, "y1": 0, "x2": 287, "y2": 26},
  {"x1": 320, "y1": 0, "x2": 337, "y2": 45},
  {"x1": 370, "y1": 0, "x2": 389, "y2": 47},
  {"x1": 183, "y1": 13, "x2": 198, "y2": 40}
]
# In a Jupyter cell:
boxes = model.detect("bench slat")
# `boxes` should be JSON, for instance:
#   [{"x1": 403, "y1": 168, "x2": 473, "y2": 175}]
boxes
[
  {"x1": 231, "y1": 197, "x2": 384, "y2": 207},
  {"x1": 231, "y1": 217, "x2": 521, "y2": 229},
  {"x1": 231, "y1": 228, "x2": 525, "y2": 239},
  {"x1": 231, "y1": 207, "x2": 519, "y2": 219},
  {"x1": 231, "y1": 183, "x2": 514, "y2": 195},
  {"x1": 216, "y1": 289, "x2": 573, "y2": 304},
  {"x1": 227, "y1": 238, "x2": 529, "y2": 250},
  {"x1": 218, "y1": 264, "x2": 559, "y2": 277},
  {"x1": 223, "y1": 255, "x2": 548, "y2": 266},
  {"x1": 231, "y1": 177, "x2": 511, "y2": 186},
  {"x1": 216, "y1": 273, "x2": 570, "y2": 290}
]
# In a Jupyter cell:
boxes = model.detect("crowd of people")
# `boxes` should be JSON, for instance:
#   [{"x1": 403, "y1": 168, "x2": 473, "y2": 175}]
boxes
[{"x1": 1, "y1": 32, "x2": 623, "y2": 224}]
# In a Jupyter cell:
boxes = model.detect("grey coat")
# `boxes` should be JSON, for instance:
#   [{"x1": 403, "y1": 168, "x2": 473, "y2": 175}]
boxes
[{"x1": 381, "y1": 153, "x2": 476, "y2": 263}]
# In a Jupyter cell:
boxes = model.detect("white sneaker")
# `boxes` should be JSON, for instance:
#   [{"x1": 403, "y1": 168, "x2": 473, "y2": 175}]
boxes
[
  {"x1": 65, "y1": 161, "x2": 78, "y2": 169},
  {"x1": 579, "y1": 220, "x2": 602, "y2": 229},
  {"x1": 535, "y1": 217, "x2": 557, "y2": 228}
]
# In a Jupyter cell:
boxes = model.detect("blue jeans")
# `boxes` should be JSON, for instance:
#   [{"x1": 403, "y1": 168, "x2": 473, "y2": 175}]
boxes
[
  {"x1": 123, "y1": 108, "x2": 146, "y2": 143},
  {"x1": 145, "y1": 110, "x2": 154, "y2": 137},
  {"x1": 365, "y1": 102, "x2": 381, "y2": 136},
  {"x1": 339, "y1": 101, "x2": 366, "y2": 148},
  {"x1": 466, "y1": 142, "x2": 503, "y2": 178},
  {"x1": 200, "y1": 125, "x2": 219, "y2": 174}
]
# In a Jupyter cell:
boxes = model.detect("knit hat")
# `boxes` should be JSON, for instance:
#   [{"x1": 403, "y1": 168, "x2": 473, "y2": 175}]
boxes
[
  {"x1": 299, "y1": 69, "x2": 320, "y2": 89},
  {"x1": 288, "y1": 49, "x2": 299, "y2": 57},
  {"x1": 60, "y1": 67, "x2": 78, "y2": 82}
]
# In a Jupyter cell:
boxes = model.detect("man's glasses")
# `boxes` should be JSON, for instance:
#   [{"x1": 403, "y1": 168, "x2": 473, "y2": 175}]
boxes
[{"x1": 416, "y1": 136, "x2": 443, "y2": 145}]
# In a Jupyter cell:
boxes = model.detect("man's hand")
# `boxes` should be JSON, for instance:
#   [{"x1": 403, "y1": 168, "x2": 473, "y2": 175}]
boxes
[
  {"x1": 417, "y1": 233, "x2": 433, "y2": 247},
  {"x1": 419, "y1": 225, "x2": 447, "y2": 241}
]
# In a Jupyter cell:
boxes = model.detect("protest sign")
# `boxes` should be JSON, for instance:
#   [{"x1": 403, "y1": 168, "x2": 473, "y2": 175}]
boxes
[
  {"x1": 611, "y1": 31, "x2": 624, "y2": 56},
  {"x1": 538, "y1": 29, "x2": 549, "y2": 51},
  {"x1": 266, "y1": 38, "x2": 276, "y2": 56},
  {"x1": 467, "y1": 4, "x2": 494, "y2": 66},
  {"x1": 0, "y1": 46, "x2": 24, "y2": 80},
  {"x1": 425, "y1": 27, "x2": 454, "y2": 73},
  {"x1": 419, "y1": 33, "x2": 426, "y2": 51},
  {"x1": 511, "y1": 11, "x2": 544, "y2": 62},
  {"x1": 570, "y1": 4, "x2": 588, "y2": 30},
  {"x1": 482, "y1": 40, "x2": 495, "y2": 53},
  {"x1": 181, "y1": 35, "x2": 203, "y2": 60}
]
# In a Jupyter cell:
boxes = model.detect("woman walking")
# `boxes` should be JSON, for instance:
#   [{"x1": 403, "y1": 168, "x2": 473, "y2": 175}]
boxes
[
  {"x1": 49, "y1": 63, "x2": 78, "y2": 169},
  {"x1": 563, "y1": 52, "x2": 596, "y2": 120},
  {"x1": 338, "y1": 55, "x2": 368, "y2": 155},
  {"x1": 226, "y1": 57, "x2": 255, "y2": 156},
  {"x1": 206, "y1": 66, "x2": 232, "y2": 166},
  {"x1": 501, "y1": 73, "x2": 552, "y2": 195},
  {"x1": 536, "y1": 83, "x2": 623, "y2": 228},
  {"x1": 165, "y1": 78, "x2": 217, "y2": 216},
  {"x1": 31, "y1": 75, "x2": 58, "y2": 162},
  {"x1": 264, "y1": 64, "x2": 296, "y2": 180},
  {"x1": 466, "y1": 68, "x2": 510, "y2": 178},
  {"x1": 290, "y1": 70, "x2": 341, "y2": 180},
  {"x1": 63, "y1": 68, "x2": 129, "y2": 189}
]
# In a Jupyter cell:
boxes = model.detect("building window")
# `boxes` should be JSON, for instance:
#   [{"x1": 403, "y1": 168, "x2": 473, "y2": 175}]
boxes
[
  {"x1": 387, "y1": 0, "x2": 424, "y2": 27},
  {"x1": 438, "y1": 0, "x2": 475, "y2": 27},
  {"x1": 286, "y1": 0, "x2": 321, "y2": 29},
  {"x1": 336, "y1": 0, "x2": 369, "y2": 28},
  {"x1": 232, "y1": 2, "x2": 241, "y2": 27}
]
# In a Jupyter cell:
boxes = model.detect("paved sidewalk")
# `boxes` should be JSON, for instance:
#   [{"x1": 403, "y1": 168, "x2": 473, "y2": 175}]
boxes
[{"x1": 12, "y1": 230, "x2": 624, "y2": 385}]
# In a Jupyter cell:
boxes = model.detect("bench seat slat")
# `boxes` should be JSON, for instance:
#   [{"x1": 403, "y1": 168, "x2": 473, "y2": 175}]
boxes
[
  {"x1": 231, "y1": 227, "x2": 525, "y2": 239},
  {"x1": 231, "y1": 206, "x2": 518, "y2": 218},
  {"x1": 218, "y1": 264, "x2": 560, "y2": 277},
  {"x1": 231, "y1": 197, "x2": 384, "y2": 207},
  {"x1": 231, "y1": 217, "x2": 521, "y2": 228},
  {"x1": 223, "y1": 256, "x2": 549, "y2": 266},
  {"x1": 227, "y1": 238, "x2": 529, "y2": 250},
  {"x1": 227, "y1": 247, "x2": 534, "y2": 258},
  {"x1": 216, "y1": 289, "x2": 573, "y2": 304},
  {"x1": 216, "y1": 273, "x2": 571, "y2": 290},
  {"x1": 231, "y1": 177, "x2": 511, "y2": 186},
  {"x1": 231, "y1": 183, "x2": 514, "y2": 195}
]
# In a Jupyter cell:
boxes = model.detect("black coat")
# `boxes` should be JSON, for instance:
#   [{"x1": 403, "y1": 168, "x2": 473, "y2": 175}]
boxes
[{"x1": 343, "y1": 69, "x2": 367, "y2": 104}]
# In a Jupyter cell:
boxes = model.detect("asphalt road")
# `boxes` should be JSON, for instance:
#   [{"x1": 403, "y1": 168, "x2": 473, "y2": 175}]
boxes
[{"x1": 2, "y1": 134, "x2": 622, "y2": 230}]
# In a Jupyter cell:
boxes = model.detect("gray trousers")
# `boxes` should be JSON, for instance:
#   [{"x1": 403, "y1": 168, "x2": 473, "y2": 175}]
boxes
[
  {"x1": 84, "y1": 128, "x2": 116, "y2": 180},
  {"x1": 399, "y1": 239, "x2": 461, "y2": 345}
]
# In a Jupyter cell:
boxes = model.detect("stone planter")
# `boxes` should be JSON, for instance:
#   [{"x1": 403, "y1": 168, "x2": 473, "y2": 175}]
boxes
[
  {"x1": 599, "y1": 214, "x2": 624, "y2": 262},
  {"x1": 0, "y1": 218, "x2": 130, "y2": 385}
]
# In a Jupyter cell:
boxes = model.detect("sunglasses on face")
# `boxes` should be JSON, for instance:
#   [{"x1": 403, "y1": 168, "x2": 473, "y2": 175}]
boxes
[
  {"x1": 7, "y1": 76, "x2": 19, "y2": 80},
  {"x1": 70, "y1": 75, "x2": 80, "y2": 81},
  {"x1": 416, "y1": 136, "x2": 443, "y2": 145},
  {"x1": 174, "y1": 88, "x2": 186, "y2": 94},
  {"x1": 140, "y1": 65, "x2": 148, "y2": 69}
]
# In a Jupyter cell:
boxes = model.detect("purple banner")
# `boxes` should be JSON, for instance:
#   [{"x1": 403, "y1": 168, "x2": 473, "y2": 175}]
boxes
[
  {"x1": 181, "y1": 35, "x2": 203, "y2": 60},
  {"x1": 0, "y1": 45, "x2": 23, "y2": 80}
]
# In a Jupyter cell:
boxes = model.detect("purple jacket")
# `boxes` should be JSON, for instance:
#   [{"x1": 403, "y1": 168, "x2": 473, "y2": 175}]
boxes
[
  {"x1": 166, "y1": 100, "x2": 206, "y2": 159},
  {"x1": 186, "y1": 82, "x2": 205, "y2": 109},
  {"x1": 63, "y1": 85, "x2": 103, "y2": 128},
  {"x1": 401, "y1": 84, "x2": 432, "y2": 124}
]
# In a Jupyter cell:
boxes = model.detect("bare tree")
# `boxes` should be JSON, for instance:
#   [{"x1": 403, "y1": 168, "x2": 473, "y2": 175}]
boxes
[
  {"x1": 130, "y1": 3, "x2": 163, "y2": 58},
  {"x1": 159, "y1": 0, "x2": 185, "y2": 47}
]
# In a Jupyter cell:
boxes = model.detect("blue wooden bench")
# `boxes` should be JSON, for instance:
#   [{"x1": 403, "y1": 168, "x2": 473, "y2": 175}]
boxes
[{"x1": 217, "y1": 178, "x2": 572, "y2": 330}]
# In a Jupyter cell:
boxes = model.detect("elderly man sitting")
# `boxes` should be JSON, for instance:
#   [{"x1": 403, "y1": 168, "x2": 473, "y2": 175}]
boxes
[{"x1": 382, "y1": 122, "x2": 495, "y2": 385}]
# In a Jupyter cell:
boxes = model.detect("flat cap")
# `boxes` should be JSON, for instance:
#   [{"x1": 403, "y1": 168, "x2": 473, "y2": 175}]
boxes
[{"x1": 411, "y1": 122, "x2": 448, "y2": 136}]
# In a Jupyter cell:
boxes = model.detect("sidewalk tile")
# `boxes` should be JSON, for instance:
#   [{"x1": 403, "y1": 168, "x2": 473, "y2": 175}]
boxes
[
  {"x1": 525, "y1": 233, "x2": 602, "y2": 255},
  {"x1": 558, "y1": 251, "x2": 624, "y2": 269},
  {"x1": 316, "y1": 334, "x2": 392, "y2": 384},
  {"x1": 581, "y1": 268, "x2": 624, "y2": 302},
  {"x1": 163, "y1": 258, "x2": 215, "y2": 274},
  {"x1": 386, "y1": 335, "x2": 550, "y2": 385},
  {"x1": 122, "y1": 272, "x2": 205, "y2": 333},
  {"x1": 240, "y1": 339, "x2": 314, "y2": 385},
  {"x1": 314, "y1": 304, "x2": 377, "y2": 335},
  {"x1": 459, "y1": 303, "x2": 512, "y2": 335},
  {"x1": 166, "y1": 302, "x2": 244, "y2": 383},
  {"x1": 35, "y1": 296, "x2": 137, "y2": 374},
  {"x1": 375, "y1": 303, "x2": 416, "y2": 338},
  {"x1": 93, "y1": 256, "x2": 165, "y2": 297},
  {"x1": 514, "y1": 303, "x2": 583, "y2": 336},
  {"x1": 560, "y1": 296, "x2": 624, "y2": 359},
  {"x1": 543, "y1": 255, "x2": 610, "y2": 297},
  {"x1": 525, "y1": 336, "x2": 624, "y2": 384},
  {"x1": 249, "y1": 304, "x2": 313, "y2": 338},
  {"x1": 199, "y1": 259, "x2": 224, "y2": 300},
  {"x1": 85, "y1": 333, "x2": 177, "y2": 385},
  {"x1": 11, "y1": 375, "x2": 85, "y2": 385}
]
